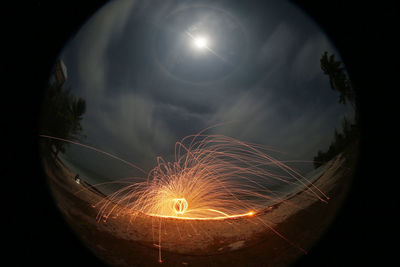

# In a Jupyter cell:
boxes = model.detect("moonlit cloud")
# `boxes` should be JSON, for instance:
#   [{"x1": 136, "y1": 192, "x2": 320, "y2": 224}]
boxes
[
  {"x1": 292, "y1": 33, "x2": 335, "y2": 82},
  {"x1": 258, "y1": 22, "x2": 299, "y2": 68},
  {"x1": 59, "y1": 0, "x2": 353, "y2": 175},
  {"x1": 73, "y1": 0, "x2": 135, "y2": 98}
]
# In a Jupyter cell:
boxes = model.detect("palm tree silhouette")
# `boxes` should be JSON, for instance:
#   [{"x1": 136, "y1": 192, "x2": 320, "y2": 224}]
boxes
[
  {"x1": 320, "y1": 51, "x2": 355, "y2": 108},
  {"x1": 40, "y1": 82, "x2": 86, "y2": 158},
  {"x1": 313, "y1": 52, "x2": 359, "y2": 168}
]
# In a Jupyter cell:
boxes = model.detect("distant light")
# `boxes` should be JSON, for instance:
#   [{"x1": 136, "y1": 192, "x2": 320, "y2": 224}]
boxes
[{"x1": 193, "y1": 36, "x2": 208, "y2": 49}]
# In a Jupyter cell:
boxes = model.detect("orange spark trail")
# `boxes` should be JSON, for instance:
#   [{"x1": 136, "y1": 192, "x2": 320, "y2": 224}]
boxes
[
  {"x1": 40, "y1": 132, "x2": 328, "y2": 261},
  {"x1": 39, "y1": 135, "x2": 146, "y2": 174},
  {"x1": 95, "y1": 133, "x2": 329, "y2": 221}
]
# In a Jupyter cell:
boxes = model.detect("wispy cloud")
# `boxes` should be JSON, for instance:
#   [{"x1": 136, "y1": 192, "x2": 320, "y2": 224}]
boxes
[
  {"x1": 291, "y1": 33, "x2": 335, "y2": 82},
  {"x1": 258, "y1": 22, "x2": 299, "y2": 69},
  {"x1": 74, "y1": 0, "x2": 136, "y2": 99},
  {"x1": 59, "y1": 0, "x2": 351, "y2": 175}
]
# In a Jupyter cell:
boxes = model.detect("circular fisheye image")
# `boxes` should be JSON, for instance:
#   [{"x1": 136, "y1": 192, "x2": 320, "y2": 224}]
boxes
[{"x1": 39, "y1": 0, "x2": 359, "y2": 266}]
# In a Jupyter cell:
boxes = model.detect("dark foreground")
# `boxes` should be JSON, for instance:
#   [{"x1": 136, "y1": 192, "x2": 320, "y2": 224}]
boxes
[{"x1": 44, "y1": 152, "x2": 355, "y2": 267}]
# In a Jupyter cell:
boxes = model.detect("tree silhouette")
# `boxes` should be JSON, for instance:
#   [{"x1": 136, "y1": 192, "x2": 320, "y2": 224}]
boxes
[
  {"x1": 320, "y1": 51, "x2": 355, "y2": 108},
  {"x1": 40, "y1": 82, "x2": 86, "y2": 158},
  {"x1": 313, "y1": 116, "x2": 358, "y2": 169},
  {"x1": 313, "y1": 52, "x2": 359, "y2": 168}
]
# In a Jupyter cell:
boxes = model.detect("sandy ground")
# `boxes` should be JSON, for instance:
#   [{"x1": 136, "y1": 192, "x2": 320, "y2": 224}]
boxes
[{"x1": 44, "y1": 152, "x2": 355, "y2": 266}]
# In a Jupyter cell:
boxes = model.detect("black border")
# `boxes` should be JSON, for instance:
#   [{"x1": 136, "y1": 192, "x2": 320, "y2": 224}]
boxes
[{"x1": 5, "y1": 0, "x2": 397, "y2": 265}]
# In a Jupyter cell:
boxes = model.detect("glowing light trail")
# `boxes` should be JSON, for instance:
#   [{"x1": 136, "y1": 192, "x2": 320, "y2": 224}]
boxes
[
  {"x1": 39, "y1": 135, "x2": 146, "y2": 174},
  {"x1": 172, "y1": 198, "x2": 188, "y2": 215},
  {"x1": 147, "y1": 210, "x2": 255, "y2": 220},
  {"x1": 40, "y1": 131, "x2": 328, "y2": 262},
  {"x1": 94, "y1": 134, "x2": 329, "y2": 222}
]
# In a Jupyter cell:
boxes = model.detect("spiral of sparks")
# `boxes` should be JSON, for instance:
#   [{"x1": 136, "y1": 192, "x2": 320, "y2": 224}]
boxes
[{"x1": 96, "y1": 134, "x2": 328, "y2": 221}]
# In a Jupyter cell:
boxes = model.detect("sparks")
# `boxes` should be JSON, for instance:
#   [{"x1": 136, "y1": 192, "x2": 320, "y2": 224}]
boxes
[
  {"x1": 147, "y1": 210, "x2": 256, "y2": 220},
  {"x1": 172, "y1": 198, "x2": 188, "y2": 215},
  {"x1": 40, "y1": 131, "x2": 329, "y2": 263},
  {"x1": 95, "y1": 134, "x2": 329, "y2": 221}
]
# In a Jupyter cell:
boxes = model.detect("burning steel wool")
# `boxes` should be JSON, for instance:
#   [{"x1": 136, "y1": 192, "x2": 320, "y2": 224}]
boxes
[
  {"x1": 94, "y1": 133, "x2": 328, "y2": 222},
  {"x1": 40, "y1": 132, "x2": 329, "y2": 263}
]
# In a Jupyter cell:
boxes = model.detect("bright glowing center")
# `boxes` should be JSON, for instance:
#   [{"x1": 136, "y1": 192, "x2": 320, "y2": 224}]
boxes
[
  {"x1": 193, "y1": 36, "x2": 207, "y2": 49},
  {"x1": 172, "y1": 198, "x2": 188, "y2": 215}
]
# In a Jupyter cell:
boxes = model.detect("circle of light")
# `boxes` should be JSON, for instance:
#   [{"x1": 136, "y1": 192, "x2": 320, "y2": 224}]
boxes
[{"x1": 172, "y1": 198, "x2": 189, "y2": 215}]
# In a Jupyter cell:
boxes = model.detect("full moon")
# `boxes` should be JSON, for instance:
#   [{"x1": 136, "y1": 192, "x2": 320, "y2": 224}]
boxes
[{"x1": 193, "y1": 36, "x2": 208, "y2": 49}]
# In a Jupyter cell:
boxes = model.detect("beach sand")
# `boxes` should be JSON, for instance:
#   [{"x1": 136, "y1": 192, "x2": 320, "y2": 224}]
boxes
[{"x1": 44, "y1": 152, "x2": 355, "y2": 266}]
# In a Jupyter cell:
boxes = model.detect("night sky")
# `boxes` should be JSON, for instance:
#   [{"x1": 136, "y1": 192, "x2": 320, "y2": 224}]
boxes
[{"x1": 58, "y1": 0, "x2": 352, "y2": 177}]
